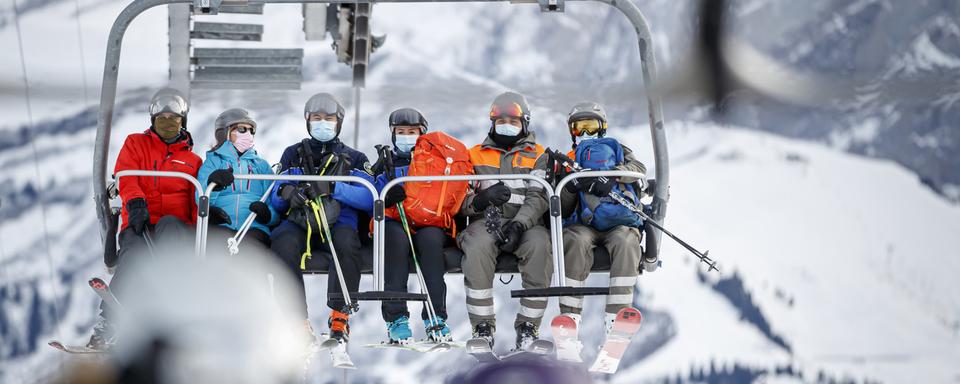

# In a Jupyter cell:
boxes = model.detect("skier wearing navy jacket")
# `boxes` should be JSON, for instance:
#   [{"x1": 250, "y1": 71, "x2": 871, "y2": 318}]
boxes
[{"x1": 268, "y1": 93, "x2": 373, "y2": 347}]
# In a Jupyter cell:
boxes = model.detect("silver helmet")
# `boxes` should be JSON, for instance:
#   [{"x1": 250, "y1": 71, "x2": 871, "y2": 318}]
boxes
[{"x1": 149, "y1": 88, "x2": 189, "y2": 128}]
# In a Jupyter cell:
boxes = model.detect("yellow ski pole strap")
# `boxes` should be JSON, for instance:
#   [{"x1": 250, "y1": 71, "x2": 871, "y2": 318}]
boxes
[
  {"x1": 300, "y1": 208, "x2": 312, "y2": 270},
  {"x1": 300, "y1": 200, "x2": 325, "y2": 270}
]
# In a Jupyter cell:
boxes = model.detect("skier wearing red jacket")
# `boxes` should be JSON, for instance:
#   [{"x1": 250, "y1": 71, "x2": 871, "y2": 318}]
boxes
[{"x1": 87, "y1": 88, "x2": 233, "y2": 350}]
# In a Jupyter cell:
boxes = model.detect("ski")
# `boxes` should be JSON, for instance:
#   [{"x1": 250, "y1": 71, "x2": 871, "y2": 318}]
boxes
[
  {"x1": 363, "y1": 339, "x2": 465, "y2": 353},
  {"x1": 465, "y1": 338, "x2": 499, "y2": 363},
  {"x1": 588, "y1": 307, "x2": 643, "y2": 374},
  {"x1": 48, "y1": 340, "x2": 107, "y2": 354},
  {"x1": 551, "y1": 315, "x2": 583, "y2": 362},
  {"x1": 502, "y1": 339, "x2": 556, "y2": 361},
  {"x1": 88, "y1": 277, "x2": 122, "y2": 312}
]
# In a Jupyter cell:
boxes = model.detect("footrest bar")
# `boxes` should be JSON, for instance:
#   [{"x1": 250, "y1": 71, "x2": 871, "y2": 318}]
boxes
[
  {"x1": 328, "y1": 291, "x2": 428, "y2": 301},
  {"x1": 511, "y1": 287, "x2": 610, "y2": 298}
]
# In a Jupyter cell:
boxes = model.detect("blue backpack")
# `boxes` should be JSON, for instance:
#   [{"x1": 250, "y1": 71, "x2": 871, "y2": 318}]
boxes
[{"x1": 571, "y1": 138, "x2": 644, "y2": 231}]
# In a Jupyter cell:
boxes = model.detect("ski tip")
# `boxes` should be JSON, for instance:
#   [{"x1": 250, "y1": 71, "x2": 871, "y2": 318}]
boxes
[{"x1": 48, "y1": 341, "x2": 65, "y2": 350}]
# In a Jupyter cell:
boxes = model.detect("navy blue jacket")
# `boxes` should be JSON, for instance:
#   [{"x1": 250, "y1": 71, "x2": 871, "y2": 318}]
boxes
[{"x1": 270, "y1": 138, "x2": 372, "y2": 229}]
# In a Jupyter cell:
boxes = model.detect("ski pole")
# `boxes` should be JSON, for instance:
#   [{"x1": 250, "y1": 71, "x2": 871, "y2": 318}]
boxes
[
  {"x1": 227, "y1": 180, "x2": 277, "y2": 255},
  {"x1": 314, "y1": 198, "x2": 358, "y2": 314},
  {"x1": 396, "y1": 203, "x2": 445, "y2": 343},
  {"x1": 548, "y1": 149, "x2": 719, "y2": 272},
  {"x1": 143, "y1": 229, "x2": 157, "y2": 258},
  {"x1": 483, "y1": 206, "x2": 507, "y2": 244}
]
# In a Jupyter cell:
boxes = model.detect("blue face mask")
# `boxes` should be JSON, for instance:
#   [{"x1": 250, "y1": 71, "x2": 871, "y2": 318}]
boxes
[
  {"x1": 309, "y1": 120, "x2": 338, "y2": 142},
  {"x1": 494, "y1": 123, "x2": 522, "y2": 137},
  {"x1": 394, "y1": 134, "x2": 419, "y2": 154}
]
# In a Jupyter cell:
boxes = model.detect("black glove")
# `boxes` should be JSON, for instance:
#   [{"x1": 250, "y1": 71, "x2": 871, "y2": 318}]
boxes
[
  {"x1": 249, "y1": 201, "x2": 272, "y2": 225},
  {"x1": 472, "y1": 182, "x2": 512, "y2": 211},
  {"x1": 499, "y1": 220, "x2": 526, "y2": 253},
  {"x1": 208, "y1": 169, "x2": 235, "y2": 192},
  {"x1": 585, "y1": 176, "x2": 616, "y2": 196},
  {"x1": 126, "y1": 198, "x2": 150, "y2": 235},
  {"x1": 209, "y1": 206, "x2": 232, "y2": 226},
  {"x1": 279, "y1": 184, "x2": 313, "y2": 208},
  {"x1": 565, "y1": 177, "x2": 589, "y2": 193},
  {"x1": 384, "y1": 185, "x2": 407, "y2": 208}
]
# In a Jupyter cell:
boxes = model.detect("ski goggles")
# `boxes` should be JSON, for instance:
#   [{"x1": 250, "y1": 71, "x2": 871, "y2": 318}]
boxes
[
  {"x1": 489, "y1": 102, "x2": 525, "y2": 120},
  {"x1": 149, "y1": 93, "x2": 189, "y2": 117},
  {"x1": 304, "y1": 99, "x2": 342, "y2": 119},
  {"x1": 388, "y1": 108, "x2": 428, "y2": 130},
  {"x1": 569, "y1": 118, "x2": 606, "y2": 136},
  {"x1": 230, "y1": 124, "x2": 256, "y2": 135}
]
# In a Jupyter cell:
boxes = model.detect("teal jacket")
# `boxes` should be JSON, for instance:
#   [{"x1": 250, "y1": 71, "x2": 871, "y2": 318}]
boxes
[{"x1": 198, "y1": 142, "x2": 279, "y2": 234}]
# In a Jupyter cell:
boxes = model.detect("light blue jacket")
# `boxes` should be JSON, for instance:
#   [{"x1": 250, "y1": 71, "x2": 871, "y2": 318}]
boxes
[{"x1": 198, "y1": 142, "x2": 279, "y2": 234}]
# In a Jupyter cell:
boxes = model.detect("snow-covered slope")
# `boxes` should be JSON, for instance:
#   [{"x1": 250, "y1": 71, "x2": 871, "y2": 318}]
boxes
[{"x1": 2, "y1": 1, "x2": 959, "y2": 383}]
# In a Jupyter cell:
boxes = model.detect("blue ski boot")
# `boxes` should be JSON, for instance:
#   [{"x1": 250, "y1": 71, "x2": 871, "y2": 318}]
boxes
[
  {"x1": 387, "y1": 316, "x2": 414, "y2": 344},
  {"x1": 423, "y1": 317, "x2": 452, "y2": 342}
]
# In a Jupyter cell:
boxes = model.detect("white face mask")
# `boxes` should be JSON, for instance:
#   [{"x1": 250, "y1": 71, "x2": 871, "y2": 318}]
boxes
[
  {"x1": 394, "y1": 134, "x2": 419, "y2": 154},
  {"x1": 494, "y1": 123, "x2": 522, "y2": 137},
  {"x1": 576, "y1": 133, "x2": 599, "y2": 144},
  {"x1": 309, "y1": 120, "x2": 338, "y2": 142}
]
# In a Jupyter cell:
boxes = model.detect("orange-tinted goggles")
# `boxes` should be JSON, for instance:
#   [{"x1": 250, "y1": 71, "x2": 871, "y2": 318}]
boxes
[
  {"x1": 490, "y1": 102, "x2": 524, "y2": 119},
  {"x1": 569, "y1": 119, "x2": 604, "y2": 136}
]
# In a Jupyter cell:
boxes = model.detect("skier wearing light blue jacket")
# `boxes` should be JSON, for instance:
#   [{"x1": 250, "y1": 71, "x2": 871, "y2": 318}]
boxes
[{"x1": 197, "y1": 108, "x2": 278, "y2": 246}]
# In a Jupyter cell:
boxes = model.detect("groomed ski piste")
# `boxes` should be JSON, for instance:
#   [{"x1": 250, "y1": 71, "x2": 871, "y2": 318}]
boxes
[{"x1": 2, "y1": 1, "x2": 960, "y2": 383}]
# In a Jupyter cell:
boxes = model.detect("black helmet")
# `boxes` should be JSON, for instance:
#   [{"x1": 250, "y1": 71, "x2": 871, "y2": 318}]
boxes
[
  {"x1": 388, "y1": 107, "x2": 428, "y2": 134},
  {"x1": 567, "y1": 101, "x2": 608, "y2": 142},
  {"x1": 214, "y1": 108, "x2": 257, "y2": 148},
  {"x1": 489, "y1": 91, "x2": 531, "y2": 132},
  {"x1": 149, "y1": 88, "x2": 189, "y2": 129},
  {"x1": 304, "y1": 92, "x2": 345, "y2": 134}
]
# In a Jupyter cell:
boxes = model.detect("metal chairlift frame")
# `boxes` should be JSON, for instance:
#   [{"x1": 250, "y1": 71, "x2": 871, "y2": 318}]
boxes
[{"x1": 91, "y1": 0, "x2": 670, "y2": 292}]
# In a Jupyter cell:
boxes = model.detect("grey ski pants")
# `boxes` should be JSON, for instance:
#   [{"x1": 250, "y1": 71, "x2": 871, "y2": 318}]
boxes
[
  {"x1": 457, "y1": 219, "x2": 553, "y2": 329},
  {"x1": 560, "y1": 224, "x2": 641, "y2": 315}
]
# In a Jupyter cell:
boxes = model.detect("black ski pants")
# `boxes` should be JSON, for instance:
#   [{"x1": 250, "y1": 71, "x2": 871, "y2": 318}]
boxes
[
  {"x1": 269, "y1": 219, "x2": 362, "y2": 319},
  {"x1": 381, "y1": 221, "x2": 449, "y2": 322}
]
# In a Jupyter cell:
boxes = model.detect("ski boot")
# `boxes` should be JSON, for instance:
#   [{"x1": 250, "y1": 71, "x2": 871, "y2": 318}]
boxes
[
  {"x1": 328, "y1": 310, "x2": 351, "y2": 345},
  {"x1": 472, "y1": 321, "x2": 496, "y2": 348},
  {"x1": 86, "y1": 314, "x2": 116, "y2": 350},
  {"x1": 423, "y1": 317, "x2": 452, "y2": 342},
  {"x1": 515, "y1": 321, "x2": 539, "y2": 351},
  {"x1": 386, "y1": 316, "x2": 414, "y2": 344}
]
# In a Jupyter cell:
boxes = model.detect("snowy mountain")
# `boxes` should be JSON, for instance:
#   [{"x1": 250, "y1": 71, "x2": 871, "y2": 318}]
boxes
[
  {"x1": 2, "y1": 0, "x2": 959, "y2": 383},
  {"x1": 720, "y1": 0, "x2": 960, "y2": 203}
]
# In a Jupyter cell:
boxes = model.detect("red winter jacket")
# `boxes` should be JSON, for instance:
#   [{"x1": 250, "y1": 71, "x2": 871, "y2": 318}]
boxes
[{"x1": 114, "y1": 129, "x2": 202, "y2": 230}]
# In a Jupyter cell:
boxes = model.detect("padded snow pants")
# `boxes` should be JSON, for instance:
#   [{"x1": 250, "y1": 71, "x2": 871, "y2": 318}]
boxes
[
  {"x1": 560, "y1": 224, "x2": 641, "y2": 315},
  {"x1": 457, "y1": 219, "x2": 552, "y2": 329}
]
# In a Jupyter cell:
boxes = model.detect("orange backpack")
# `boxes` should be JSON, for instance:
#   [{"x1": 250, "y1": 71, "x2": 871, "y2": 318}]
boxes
[{"x1": 386, "y1": 132, "x2": 473, "y2": 234}]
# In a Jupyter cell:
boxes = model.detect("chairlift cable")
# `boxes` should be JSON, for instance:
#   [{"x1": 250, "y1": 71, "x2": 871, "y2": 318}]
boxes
[
  {"x1": 71, "y1": 0, "x2": 90, "y2": 105},
  {"x1": 12, "y1": 0, "x2": 66, "y2": 363}
]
